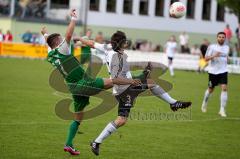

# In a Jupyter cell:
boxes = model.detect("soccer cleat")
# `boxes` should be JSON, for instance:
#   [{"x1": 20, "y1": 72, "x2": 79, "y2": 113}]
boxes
[
  {"x1": 218, "y1": 110, "x2": 227, "y2": 117},
  {"x1": 201, "y1": 107, "x2": 207, "y2": 113},
  {"x1": 170, "y1": 101, "x2": 192, "y2": 111},
  {"x1": 90, "y1": 141, "x2": 100, "y2": 156},
  {"x1": 201, "y1": 105, "x2": 207, "y2": 113},
  {"x1": 64, "y1": 145, "x2": 80, "y2": 155}
]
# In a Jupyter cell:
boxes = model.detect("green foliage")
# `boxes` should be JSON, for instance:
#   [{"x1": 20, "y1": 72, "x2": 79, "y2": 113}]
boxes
[{"x1": 217, "y1": 0, "x2": 240, "y2": 21}]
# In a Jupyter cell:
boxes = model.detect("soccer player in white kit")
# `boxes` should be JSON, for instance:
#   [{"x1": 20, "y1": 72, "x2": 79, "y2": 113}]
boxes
[
  {"x1": 165, "y1": 35, "x2": 177, "y2": 76},
  {"x1": 201, "y1": 32, "x2": 229, "y2": 117},
  {"x1": 77, "y1": 31, "x2": 192, "y2": 155}
]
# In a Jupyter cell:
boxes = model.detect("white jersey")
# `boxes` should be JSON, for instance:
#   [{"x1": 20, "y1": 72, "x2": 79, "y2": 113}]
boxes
[
  {"x1": 165, "y1": 41, "x2": 177, "y2": 58},
  {"x1": 205, "y1": 43, "x2": 229, "y2": 75},
  {"x1": 94, "y1": 43, "x2": 132, "y2": 95}
]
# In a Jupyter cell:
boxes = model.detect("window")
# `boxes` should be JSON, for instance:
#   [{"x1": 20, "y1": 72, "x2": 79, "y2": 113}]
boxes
[
  {"x1": 139, "y1": 0, "x2": 148, "y2": 15},
  {"x1": 186, "y1": 0, "x2": 195, "y2": 19},
  {"x1": 51, "y1": 0, "x2": 69, "y2": 9},
  {"x1": 216, "y1": 3, "x2": 225, "y2": 21},
  {"x1": 123, "y1": 0, "x2": 133, "y2": 14},
  {"x1": 107, "y1": 0, "x2": 116, "y2": 13},
  {"x1": 89, "y1": 0, "x2": 100, "y2": 11},
  {"x1": 170, "y1": 0, "x2": 179, "y2": 5},
  {"x1": 155, "y1": 0, "x2": 164, "y2": 16},
  {"x1": 202, "y1": 0, "x2": 211, "y2": 20}
]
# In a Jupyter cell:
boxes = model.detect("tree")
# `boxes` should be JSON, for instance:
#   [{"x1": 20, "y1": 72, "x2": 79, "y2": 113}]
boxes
[{"x1": 217, "y1": 0, "x2": 240, "y2": 23}]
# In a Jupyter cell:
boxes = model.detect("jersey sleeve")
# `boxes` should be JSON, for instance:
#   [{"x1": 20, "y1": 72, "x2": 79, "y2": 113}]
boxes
[
  {"x1": 205, "y1": 45, "x2": 213, "y2": 57},
  {"x1": 94, "y1": 42, "x2": 106, "y2": 52},
  {"x1": 58, "y1": 39, "x2": 71, "y2": 55}
]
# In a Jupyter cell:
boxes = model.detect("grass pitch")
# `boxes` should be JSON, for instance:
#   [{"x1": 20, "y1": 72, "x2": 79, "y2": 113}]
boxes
[{"x1": 0, "y1": 58, "x2": 240, "y2": 159}]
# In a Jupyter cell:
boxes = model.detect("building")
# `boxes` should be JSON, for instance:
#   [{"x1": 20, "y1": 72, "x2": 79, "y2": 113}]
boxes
[{"x1": 47, "y1": 0, "x2": 238, "y2": 34}]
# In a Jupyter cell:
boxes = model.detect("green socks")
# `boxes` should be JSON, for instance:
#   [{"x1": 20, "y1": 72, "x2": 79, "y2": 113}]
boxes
[{"x1": 66, "y1": 120, "x2": 80, "y2": 146}]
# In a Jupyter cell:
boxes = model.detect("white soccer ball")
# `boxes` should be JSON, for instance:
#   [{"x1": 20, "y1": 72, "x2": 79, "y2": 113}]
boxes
[{"x1": 169, "y1": 2, "x2": 186, "y2": 18}]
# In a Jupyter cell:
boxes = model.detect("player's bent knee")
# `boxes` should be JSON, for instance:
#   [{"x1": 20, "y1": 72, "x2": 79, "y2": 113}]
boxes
[{"x1": 115, "y1": 117, "x2": 128, "y2": 127}]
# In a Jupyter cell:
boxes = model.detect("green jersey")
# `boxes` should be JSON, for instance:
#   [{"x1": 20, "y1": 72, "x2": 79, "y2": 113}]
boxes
[{"x1": 47, "y1": 39, "x2": 85, "y2": 83}]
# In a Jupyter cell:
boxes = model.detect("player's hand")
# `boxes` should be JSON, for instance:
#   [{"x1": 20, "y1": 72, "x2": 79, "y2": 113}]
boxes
[
  {"x1": 41, "y1": 26, "x2": 47, "y2": 35},
  {"x1": 70, "y1": 9, "x2": 77, "y2": 18},
  {"x1": 131, "y1": 79, "x2": 142, "y2": 86},
  {"x1": 213, "y1": 52, "x2": 221, "y2": 58}
]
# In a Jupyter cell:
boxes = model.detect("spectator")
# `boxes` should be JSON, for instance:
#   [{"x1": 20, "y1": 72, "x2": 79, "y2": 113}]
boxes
[
  {"x1": 19, "y1": 0, "x2": 31, "y2": 18},
  {"x1": 95, "y1": 31, "x2": 104, "y2": 44},
  {"x1": 179, "y1": 31, "x2": 189, "y2": 53},
  {"x1": 4, "y1": 30, "x2": 13, "y2": 42},
  {"x1": 0, "y1": 0, "x2": 9, "y2": 15},
  {"x1": 191, "y1": 44, "x2": 201, "y2": 55},
  {"x1": 223, "y1": 24, "x2": 232, "y2": 45},
  {"x1": 165, "y1": 35, "x2": 177, "y2": 77},
  {"x1": 200, "y1": 39, "x2": 209, "y2": 57},
  {"x1": 236, "y1": 23, "x2": 240, "y2": 49},
  {"x1": 199, "y1": 39, "x2": 210, "y2": 72},
  {"x1": 0, "y1": 30, "x2": 4, "y2": 42},
  {"x1": 232, "y1": 43, "x2": 239, "y2": 65},
  {"x1": 22, "y1": 30, "x2": 32, "y2": 43}
]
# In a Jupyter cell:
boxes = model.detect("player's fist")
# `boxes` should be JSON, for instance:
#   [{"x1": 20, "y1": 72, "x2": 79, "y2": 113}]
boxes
[
  {"x1": 41, "y1": 26, "x2": 48, "y2": 35},
  {"x1": 70, "y1": 9, "x2": 77, "y2": 18},
  {"x1": 132, "y1": 79, "x2": 142, "y2": 86}
]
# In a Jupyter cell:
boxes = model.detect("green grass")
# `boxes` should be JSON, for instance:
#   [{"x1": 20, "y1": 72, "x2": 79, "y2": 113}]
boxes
[{"x1": 0, "y1": 58, "x2": 240, "y2": 159}]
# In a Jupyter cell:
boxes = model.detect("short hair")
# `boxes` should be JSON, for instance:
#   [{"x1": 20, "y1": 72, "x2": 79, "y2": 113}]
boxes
[
  {"x1": 46, "y1": 33, "x2": 61, "y2": 49},
  {"x1": 217, "y1": 32, "x2": 226, "y2": 37},
  {"x1": 111, "y1": 31, "x2": 127, "y2": 52}
]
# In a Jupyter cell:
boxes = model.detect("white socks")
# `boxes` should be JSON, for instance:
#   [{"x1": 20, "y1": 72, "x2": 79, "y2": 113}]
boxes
[
  {"x1": 95, "y1": 121, "x2": 117, "y2": 143},
  {"x1": 202, "y1": 89, "x2": 211, "y2": 108},
  {"x1": 150, "y1": 85, "x2": 177, "y2": 104},
  {"x1": 202, "y1": 89, "x2": 228, "y2": 113},
  {"x1": 220, "y1": 91, "x2": 228, "y2": 112},
  {"x1": 169, "y1": 64, "x2": 174, "y2": 76}
]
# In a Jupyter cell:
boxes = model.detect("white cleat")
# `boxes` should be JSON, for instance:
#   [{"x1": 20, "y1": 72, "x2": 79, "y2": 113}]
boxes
[
  {"x1": 218, "y1": 111, "x2": 227, "y2": 117},
  {"x1": 201, "y1": 105, "x2": 207, "y2": 113}
]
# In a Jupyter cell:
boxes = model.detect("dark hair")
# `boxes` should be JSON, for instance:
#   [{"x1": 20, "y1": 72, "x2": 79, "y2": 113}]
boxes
[
  {"x1": 47, "y1": 33, "x2": 61, "y2": 49},
  {"x1": 111, "y1": 31, "x2": 127, "y2": 52},
  {"x1": 217, "y1": 32, "x2": 226, "y2": 37}
]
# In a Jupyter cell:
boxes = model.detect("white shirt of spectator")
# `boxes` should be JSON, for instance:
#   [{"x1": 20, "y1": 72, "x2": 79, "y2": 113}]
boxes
[
  {"x1": 205, "y1": 44, "x2": 229, "y2": 75},
  {"x1": 94, "y1": 42, "x2": 132, "y2": 95},
  {"x1": 165, "y1": 41, "x2": 177, "y2": 58},
  {"x1": 179, "y1": 34, "x2": 189, "y2": 46}
]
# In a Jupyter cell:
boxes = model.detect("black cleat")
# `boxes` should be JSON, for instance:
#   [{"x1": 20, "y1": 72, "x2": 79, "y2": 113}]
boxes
[
  {"x1": 170, "y1": 101, "x2": 192, "y2": 111},
  {"x1": 90, "y1": 141, "x2": 100, "y2": 156}
]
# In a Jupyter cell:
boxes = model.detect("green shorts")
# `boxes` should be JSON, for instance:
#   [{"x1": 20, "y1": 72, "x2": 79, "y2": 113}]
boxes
[{"x1": 69, "y1": 77, "x2": 104, "y2": 112}]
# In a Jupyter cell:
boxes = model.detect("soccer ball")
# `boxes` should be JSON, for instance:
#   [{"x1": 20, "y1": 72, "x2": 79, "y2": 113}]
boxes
[{"x1": 169, "y1": 2, "x2": 186, "y2": 18}]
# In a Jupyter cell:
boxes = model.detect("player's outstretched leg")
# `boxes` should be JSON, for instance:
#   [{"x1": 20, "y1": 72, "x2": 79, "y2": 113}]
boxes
[{"x1": 147, "y1": 79, "x2": 192, "y2": 111}]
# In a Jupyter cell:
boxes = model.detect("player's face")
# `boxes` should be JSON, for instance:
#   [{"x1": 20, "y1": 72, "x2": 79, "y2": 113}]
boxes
[{"x1": 217, "y1": 34, "x2": 225, "y2": 45}]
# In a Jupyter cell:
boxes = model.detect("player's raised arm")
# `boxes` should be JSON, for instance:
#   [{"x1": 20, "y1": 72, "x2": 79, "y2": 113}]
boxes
[
  {"x1": 41, "y1": 26, "x2": 48, "y2": 42},
  {"x1": 65, "y1": 9, "x2": 77, "y2": 44},
  {"x1": 76, "y1": 37, "x2": 95, "y2": 48}
]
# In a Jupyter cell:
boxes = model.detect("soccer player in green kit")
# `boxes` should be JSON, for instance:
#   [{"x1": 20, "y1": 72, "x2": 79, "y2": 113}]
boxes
[{"x1": 41, "y1": 9, "x2": 141, "y2": 155}]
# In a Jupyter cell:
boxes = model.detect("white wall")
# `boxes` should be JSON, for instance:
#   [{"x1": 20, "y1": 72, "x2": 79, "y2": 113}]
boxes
[
  {"x1": 47, "y1": 0, "x2": 239, "y2": 35},
  {"x1": 87, "y1": 0, "x2": 238, "y2": 34}
]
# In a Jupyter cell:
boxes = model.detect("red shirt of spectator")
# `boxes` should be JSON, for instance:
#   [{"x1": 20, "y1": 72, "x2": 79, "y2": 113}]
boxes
[
  {"x1": 4, "y1": 30, "x2": 13, "y2": 42},
  {"x1": 224, "y1": 24, "x2": 232, "y2": 40}
]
